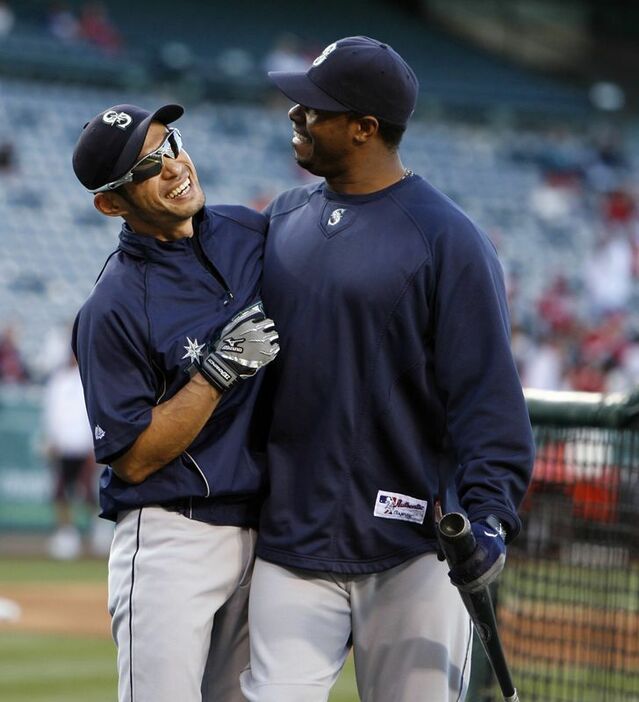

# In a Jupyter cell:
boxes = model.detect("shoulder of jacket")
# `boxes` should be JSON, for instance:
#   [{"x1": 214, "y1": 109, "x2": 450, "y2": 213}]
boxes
[
  {"x1": 207, "y1": 204, "x2": 268, "y2": 235},
  {"x1": 83, "y1": 258, "x2": 145, "y2": 323},
  {"x1": 268, "y1": 183, "x2": 319, "y2": 218}
]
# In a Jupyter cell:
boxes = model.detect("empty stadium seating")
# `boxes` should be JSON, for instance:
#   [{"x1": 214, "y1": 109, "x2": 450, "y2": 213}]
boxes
[{"x1": 0, "y1": 76, "x2": 635, "y2": 377}]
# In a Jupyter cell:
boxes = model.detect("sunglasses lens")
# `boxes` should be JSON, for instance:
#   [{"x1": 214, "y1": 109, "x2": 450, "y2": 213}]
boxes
[
  {"x1": 128, "y1": 130, "x2": 182, "y2": 184},
  {"x1": 168, "y1": 130, "x2": 182, "y2": 158},
  {"x1": 131, "y1": 154, "x2": 163, "y2": 183}
]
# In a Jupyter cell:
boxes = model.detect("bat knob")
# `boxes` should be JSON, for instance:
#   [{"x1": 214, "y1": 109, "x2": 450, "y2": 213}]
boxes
[{"x1": 439, "y1": 512, "x2": 467, "y2": 537}]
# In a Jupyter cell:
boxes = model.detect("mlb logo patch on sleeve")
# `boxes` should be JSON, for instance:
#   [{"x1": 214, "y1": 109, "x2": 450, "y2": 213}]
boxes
[{"x1": 374, "y1": 490, "x2": 427, "y2": 524}]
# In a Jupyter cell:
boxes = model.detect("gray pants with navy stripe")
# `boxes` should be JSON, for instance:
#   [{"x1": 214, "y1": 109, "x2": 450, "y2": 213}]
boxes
[
  {"x1": 108, "y1": 507, "x2": 256, "y2": 702},
  {"x1": 240, "y1": 552, "x2": 472, "y2": 702}
]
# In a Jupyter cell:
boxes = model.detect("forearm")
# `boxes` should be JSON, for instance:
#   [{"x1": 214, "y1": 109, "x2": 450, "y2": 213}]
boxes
[{"x1": 112, "y1": 373, "x2": 221, "y2": 484}]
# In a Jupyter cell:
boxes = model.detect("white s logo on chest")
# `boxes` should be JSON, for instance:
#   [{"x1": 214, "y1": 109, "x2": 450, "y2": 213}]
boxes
[{"x1": 327, "y1": 208, "x2": 346, "y2": 226}]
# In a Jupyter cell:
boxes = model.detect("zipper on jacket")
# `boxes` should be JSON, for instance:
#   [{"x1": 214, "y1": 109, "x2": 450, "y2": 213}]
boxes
[{"x1": 190, "y1": 233, "x2": 234, "y2": 306}]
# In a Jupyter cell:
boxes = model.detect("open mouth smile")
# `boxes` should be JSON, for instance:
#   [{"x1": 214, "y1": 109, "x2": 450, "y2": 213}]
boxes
[{"x1": 168, "y1": 177, "x2": 191, "y2": 199}]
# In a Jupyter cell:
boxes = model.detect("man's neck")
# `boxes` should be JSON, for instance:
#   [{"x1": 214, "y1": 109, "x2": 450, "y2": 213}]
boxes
[{"x1": 325, "y1": 155, "x2": 407, "y2": 195}]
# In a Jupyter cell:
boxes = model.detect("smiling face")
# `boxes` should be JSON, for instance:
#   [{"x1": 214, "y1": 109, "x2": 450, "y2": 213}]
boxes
[
  {"x1": 96, "y1": 121, "x2": 205, "y2": 240},
  {"x1": 288, "y1": 104, "x2": 359, "y2": 179}
]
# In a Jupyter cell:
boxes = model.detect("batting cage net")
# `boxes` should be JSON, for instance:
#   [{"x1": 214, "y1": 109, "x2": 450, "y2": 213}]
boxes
[{"x1": 477, "y1": 389, "x2": 639, "y2": 702}]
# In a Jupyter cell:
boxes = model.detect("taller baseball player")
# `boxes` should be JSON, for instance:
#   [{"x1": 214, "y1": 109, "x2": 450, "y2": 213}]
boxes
[
  {"x1": 71, "y1": 104, "x2": 279, "y2": 702},
  {"x1": 240, "y1": 37, "x2": 535, "y2": 702}
]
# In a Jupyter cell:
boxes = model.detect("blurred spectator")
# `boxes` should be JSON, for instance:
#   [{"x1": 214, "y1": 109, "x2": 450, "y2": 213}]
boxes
[
  {"x1": 78, "y1": 1, "x2": 122, "y2": 54},
  {"x1": 0, "y1": 325, "x2": 29, "y2": 383},
  {"x1": 565, "y1": 357, "x2": 607, "y2": 393},
  {"x1": 0, "y1": 1, "x2": 14, "y2": 37},
  {"x1": 46, "y1": 2, "x2": 80, "y2": 42},
  {"x1": 580, "y1": 311, "x2": 627, "y2": 368},
  {"x1": 602, "y1": 188, "x2": 635, "y2": 226},
  {"x1": 536, "y1": 275, "x2": 578, "y2": 336},
  {"x1": 608, "y1": 334, "x2": 639, "y2": 392},
  {"x1": 583, "y1": 228, "x2": 633, "y2": 315},
  {"x1": 263, "y1": 33, "x2": 310, "y2": 73},
  {"x1": 584, "y1": 126, "x2": 628, "y2": 192},
  {"x1": 521, "y1": 334, "x2": 566, "y2": 391},
  {"x1": 34, "y1": 323, "x2": 74, "y2": 380},
  {"x1": 529, "y1": 171, "x2": 580, "y2": 227},
  {"x1": 0, "y1": 141, "x2": 16, "y2": 173},
  {"x1": 42, "y1": 350, "x2": 101, "y2": 560}
]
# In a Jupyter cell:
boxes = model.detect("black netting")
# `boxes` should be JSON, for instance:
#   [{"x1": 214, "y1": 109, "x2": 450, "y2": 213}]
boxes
[{"x1": 485, "y1": 427, "x2": 639, "y2": 701}]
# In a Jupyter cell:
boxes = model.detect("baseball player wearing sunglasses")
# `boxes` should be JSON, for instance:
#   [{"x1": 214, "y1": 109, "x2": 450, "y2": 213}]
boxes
[{"x1": 71, "y1": 104, "x2": 279, "y2": 702}]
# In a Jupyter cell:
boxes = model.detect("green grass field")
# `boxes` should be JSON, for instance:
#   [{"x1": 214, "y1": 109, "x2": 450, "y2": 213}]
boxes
[
  {"x1": 0, "y1": 557, "x2": 359, "y2": 702},
  {"x1": 7, "y1": 556, "x2": 637, "y2": 701},
  {"x1": 0, "y1": 631, "x2": 360, "y2": 702}
]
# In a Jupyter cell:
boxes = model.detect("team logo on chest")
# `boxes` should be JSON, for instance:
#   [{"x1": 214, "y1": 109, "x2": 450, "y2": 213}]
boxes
[
  {"x1": 327, "y1": 208, "x2": 347, "y2": 226},
  {"x1": 182, "y1": 337, "x2": 205, "y2": 362}
]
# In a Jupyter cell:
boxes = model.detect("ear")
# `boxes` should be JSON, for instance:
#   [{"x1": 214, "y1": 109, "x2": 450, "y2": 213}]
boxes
[
  {"x1": 352, "y1": 115, "x2": 379, "y2": 145},
  {"x1": 94, "y1": 191, "x2": 129, "y2": 218}
]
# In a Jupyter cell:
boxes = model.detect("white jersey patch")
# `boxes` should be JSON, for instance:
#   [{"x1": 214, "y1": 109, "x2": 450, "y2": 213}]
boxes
[{"x1": 374, "y1": 490, "x2": 427, "y2": 524}]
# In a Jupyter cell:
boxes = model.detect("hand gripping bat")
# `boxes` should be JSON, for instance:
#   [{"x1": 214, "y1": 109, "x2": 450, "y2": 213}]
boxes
[{"x1": 438, "y1": 512, "x2": 520, "y2": 702}]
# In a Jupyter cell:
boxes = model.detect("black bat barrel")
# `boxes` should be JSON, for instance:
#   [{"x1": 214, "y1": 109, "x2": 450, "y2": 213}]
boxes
[{"x1": 438, "y1": 512, "x2": 476, "y2": 565}]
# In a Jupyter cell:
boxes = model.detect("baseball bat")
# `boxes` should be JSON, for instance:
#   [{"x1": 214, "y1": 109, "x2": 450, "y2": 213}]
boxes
[{"x1": 438, "y1": 512, "x2": 520, "y2": 702}]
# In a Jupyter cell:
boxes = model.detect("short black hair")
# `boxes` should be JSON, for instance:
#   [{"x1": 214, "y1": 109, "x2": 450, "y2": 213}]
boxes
[
  {"x1": 349, "y1": 112, "x2": 406, "y2": 151},
  {"x1": 376, "y1": 118, "x2": 406, "y2": 150}
]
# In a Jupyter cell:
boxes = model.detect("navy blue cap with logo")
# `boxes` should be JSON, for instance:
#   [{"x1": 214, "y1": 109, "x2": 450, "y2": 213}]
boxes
[
  {"x1": 72, "y1": 103, "x2": 184, "y2": 192},
  {"x1": 268, "y1": 36, "x2": 419, "y2": 127}
]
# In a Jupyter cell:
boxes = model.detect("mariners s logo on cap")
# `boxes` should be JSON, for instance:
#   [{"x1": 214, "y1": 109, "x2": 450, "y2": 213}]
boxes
[
  {"x1": 102, "y1": 110, "x2": 133, "y2": 130},
  {"x1": 312, "y1": 42, "x2": 337, "y2": 66}
]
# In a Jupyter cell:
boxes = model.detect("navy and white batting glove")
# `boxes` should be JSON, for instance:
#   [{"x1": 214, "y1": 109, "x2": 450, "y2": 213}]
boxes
[
  {"x1": 447, "y1": 516, "x2": 507, "y2": 593},
  {"x1": 197, "y1": 301, "x2": 280, "y2": 393}
]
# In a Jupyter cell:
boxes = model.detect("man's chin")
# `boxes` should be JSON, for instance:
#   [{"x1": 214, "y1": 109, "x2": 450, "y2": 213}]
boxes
[
  {"x1": 186, "y1": 191, "x2": 205, "y2": 215},
  {"x1": 294, "y1": 154, "x2": 322, "y2": 177}
]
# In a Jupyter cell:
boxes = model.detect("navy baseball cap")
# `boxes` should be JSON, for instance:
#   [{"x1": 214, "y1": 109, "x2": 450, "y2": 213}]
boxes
[
  {"x1": 268, "y1": 36, "x2": 419, "y2": 127},
  {"x1": 72, "y1": 103, "x2": 184, "y2": 191}
]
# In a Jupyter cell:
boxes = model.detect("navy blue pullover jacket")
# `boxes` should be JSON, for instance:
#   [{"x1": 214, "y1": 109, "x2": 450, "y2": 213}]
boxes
[
  {"x1": 73, "y1": 205, "x2": 267, "y2": 525},
  {"x1": 257, "y1": 175, "x2": 535, "y2": 573}
]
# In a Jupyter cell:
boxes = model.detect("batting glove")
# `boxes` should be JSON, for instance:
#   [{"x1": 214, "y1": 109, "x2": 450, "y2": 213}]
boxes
[
  {"x1": 197, "y1": 301, "x2": 280, "y2": 393},
  {"x1": 447, "y1": 516, "x2": 506, "y2": 593}
]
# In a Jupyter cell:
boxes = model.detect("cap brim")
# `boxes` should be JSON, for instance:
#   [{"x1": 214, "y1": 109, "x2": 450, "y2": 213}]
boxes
[
  {"x1": 150, "y1": 104, "x2": 184, "y2": 126},
  {"x1": 268, "y1": 71, "x2": 348, "y2": 112},
  {"x1": 112, "y1": 104, "x2": 184, "y2": 179}
]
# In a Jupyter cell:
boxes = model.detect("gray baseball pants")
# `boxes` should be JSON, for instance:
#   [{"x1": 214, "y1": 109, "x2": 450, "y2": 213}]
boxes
[
  {"x1": 108, "y1": 506, "x2": 256, "y2": 702},
  {"x1": 240, "y1": 552, "x2": 472, "y2": 701}
]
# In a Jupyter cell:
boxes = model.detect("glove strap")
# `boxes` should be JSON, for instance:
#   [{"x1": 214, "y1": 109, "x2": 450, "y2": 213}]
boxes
[{"x1": 197, "y1": 351, "x2": 238, "y2": 393}]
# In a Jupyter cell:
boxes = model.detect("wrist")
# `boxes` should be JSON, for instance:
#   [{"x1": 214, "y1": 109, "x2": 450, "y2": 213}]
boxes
[{"x1": 190, "y1": 370, "x2": 223, "y2": 400}]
